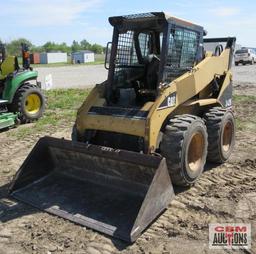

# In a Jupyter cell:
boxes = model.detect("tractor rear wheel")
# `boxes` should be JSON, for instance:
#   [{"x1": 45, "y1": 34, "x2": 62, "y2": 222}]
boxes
[
  {"x1": 161, "y1": 115, "x2": 208, "y2": 186},
  {"x1": 204, "y1": 107, "x2": 235, "y2": 163},
  {"x1": 9, "y1": 83, "x2": 46, "y2": 123}
]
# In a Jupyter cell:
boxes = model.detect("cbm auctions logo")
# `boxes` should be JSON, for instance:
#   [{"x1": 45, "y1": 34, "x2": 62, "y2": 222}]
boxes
[{"x1": 209, "y1": 224, "x2": 251, "y2": 249}]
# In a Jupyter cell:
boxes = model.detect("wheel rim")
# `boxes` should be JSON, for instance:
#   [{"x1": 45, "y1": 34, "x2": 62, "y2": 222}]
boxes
[
  {"x1": 25, "y1": 93, "x2": 41, "y2": 114},
  {"x1": 188, "y1": 132, "x2": 204, "y2": 172},
  {"x1": 222, "y1": 121, "x2": 233, "y2": 152}
]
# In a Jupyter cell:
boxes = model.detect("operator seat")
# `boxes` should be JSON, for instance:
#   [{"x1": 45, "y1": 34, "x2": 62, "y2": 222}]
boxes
[{"x1": 0, "y1": 56, "x2": 19, "y2": 80}]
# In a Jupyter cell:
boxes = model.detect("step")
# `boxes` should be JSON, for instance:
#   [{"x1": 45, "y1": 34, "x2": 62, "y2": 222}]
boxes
[
  {"x1": 0, "y1": 112, "x2": 16, "y2": 130},
  {"x1": 0, "y1": 99, "x2": 8, "y2": 105}
]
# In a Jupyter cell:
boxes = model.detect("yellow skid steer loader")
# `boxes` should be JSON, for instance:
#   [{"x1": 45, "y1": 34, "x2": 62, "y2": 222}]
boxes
[{"x1": 9, "y1": 12, "x2": 236, "y2": 242}]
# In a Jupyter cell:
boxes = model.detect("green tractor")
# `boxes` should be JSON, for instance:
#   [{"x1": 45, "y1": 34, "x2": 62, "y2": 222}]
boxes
[{"x1": 0, "y1": 43, "x2": 45, "y2": 130}]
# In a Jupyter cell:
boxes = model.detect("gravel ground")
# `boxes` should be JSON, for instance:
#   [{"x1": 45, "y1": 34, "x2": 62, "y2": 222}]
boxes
[
  {"x1": 35, "y1": 64, "x2": 256, "y2": 89},
  {"x1": 233, "y1": 64, "x2": 256, "y2": 85},
  {"x1": 35, "y1": 65, "x2": 107, "y2": 89}
]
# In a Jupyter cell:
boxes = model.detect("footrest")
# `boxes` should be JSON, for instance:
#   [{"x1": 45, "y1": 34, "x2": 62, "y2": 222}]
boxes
[{"x1": 0, "y1": 99, "x2": 8, "y2": 105}]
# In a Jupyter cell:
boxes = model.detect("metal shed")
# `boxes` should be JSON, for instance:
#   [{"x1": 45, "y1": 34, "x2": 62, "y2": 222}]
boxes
[
  {"x1": 30, "y1": 53, "x2": 40, "y2": 64},
  {"x1": 71, "y1": 50, "x2": 95, "y2": 64},
  {"x1": 40, "y1": 52, "x2": 67, "y2": 64}
]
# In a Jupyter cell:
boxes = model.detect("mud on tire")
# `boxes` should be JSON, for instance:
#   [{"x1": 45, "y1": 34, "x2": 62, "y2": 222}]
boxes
[
  {"x1": 204, "y1": 107, "x2": 235, "y2": 163},
  {"x1": 9, "y1": 83, "x2": 46, "y2": 124},
  {"x1": 160, "y1": 115, "x2": 208, "y2": 186}
]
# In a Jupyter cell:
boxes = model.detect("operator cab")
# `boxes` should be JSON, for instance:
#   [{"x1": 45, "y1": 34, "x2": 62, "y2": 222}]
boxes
[{"x1": 105, "y1": 12, "x2": 204, "y2": 107}]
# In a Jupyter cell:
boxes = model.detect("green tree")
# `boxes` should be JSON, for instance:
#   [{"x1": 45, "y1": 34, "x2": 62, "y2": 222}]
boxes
[
  {"x1": 71, "y1": 40, "x2": 81, "y2": 52},
  {"x1": 31, "y1": 45, "x2": 44, "y2": 53},
  {"x1": 3, "y1": 38, "x2": 104, "y2": 55},
  {"x1": 90, "y1": 43, "x2": 103, "y2": 54},
  {"x1": 59, "y1": 42, "x2": 71, "y2": 53},
  {"x1": 6, "y1": 38, "x2": 32, "y2": 56},
  {"x1": 80, "y1": 39, "x2": 91, "y2": 50},
  {"x1": 42, "y1": 41, "x2": 57, "y2": 52},
  {"x1": 41, "y1": 41, "x2": 71, "y2": 53}
]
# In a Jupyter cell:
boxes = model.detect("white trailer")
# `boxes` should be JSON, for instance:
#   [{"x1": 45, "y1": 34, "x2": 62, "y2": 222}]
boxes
[{"x1": 40, "y1": 53, "x2": 67, "y2": 64}]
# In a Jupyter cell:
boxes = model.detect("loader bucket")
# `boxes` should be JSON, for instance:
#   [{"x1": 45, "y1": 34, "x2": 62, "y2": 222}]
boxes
[{"x1": 9, "y1": 136, "x2": 174, "y2": 242}]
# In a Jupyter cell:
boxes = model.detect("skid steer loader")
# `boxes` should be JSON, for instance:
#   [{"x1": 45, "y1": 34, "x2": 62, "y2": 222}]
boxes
[{"x1": 9, "y1": 12, "x2": 236, "y2": 242}]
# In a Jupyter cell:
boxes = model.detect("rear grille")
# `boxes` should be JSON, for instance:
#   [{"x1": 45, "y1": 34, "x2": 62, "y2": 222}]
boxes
[
  {"x1": 88, "y1": 106, "x2": 149, "y2": 119},
  {"x1": 89, "y1": 130, "x2": 144, "y2": 153}
]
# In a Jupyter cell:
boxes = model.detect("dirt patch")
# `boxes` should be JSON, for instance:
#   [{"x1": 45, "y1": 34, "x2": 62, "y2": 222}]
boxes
[
  {"x1": 234, "y1": 81, "x2": 256, "y2": 96},
  {"x1": 0, "y1": 85, "x2": 256, "y2": 254}
]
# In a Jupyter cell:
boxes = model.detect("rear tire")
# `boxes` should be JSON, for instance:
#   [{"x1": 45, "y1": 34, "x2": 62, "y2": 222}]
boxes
[
  {"x1": 204, "y1": 107, "x2": 235, "y2": 163},
  {"x1": 9, "y1": 83, "x2": 46, "y2": 124},
  {"x1": 160, "y1": 115, "x2": 208, "y2": 186}
]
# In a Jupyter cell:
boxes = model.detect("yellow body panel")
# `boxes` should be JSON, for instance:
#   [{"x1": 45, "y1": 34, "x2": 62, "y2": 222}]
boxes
[
  {"x1": 83, "y1": 115, "x2": 146, "y2": 137},
  {"x1": 183, "y1": 98, "x2": 218, "y2": 107},
  {"x1": 0, "y1": 56, "x2": 16, "y2": 79},
  {"x1": 146, "y1": 49, "x2": 230, "y2": 150},
  {"x1": 76, "y1": 48, "x2": 232, "y2": 153}
]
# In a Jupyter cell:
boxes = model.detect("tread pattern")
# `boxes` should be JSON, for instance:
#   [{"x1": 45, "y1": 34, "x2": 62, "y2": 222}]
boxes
[
  {"x1": 10, "y1": 83, "x2": 45, "y2": 123},
  {"x1": 161, "y1": 114, "x2": 207, "y2": 186},
  {"x1": 204, "y1": 107, "x2": 232, "y2": 163}
]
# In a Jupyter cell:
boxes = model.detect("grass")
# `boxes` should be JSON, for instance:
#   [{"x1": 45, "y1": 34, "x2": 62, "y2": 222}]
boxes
[
  {"x1": 46, "y1": 89, "x2": 90, "y2": 109},
  {"x1": 10, "y1": 88, "x2": 90, "y2": 139},
  {"x1": 233, "y1": 94, "x2": 256, "y2": 131},
  {"x1": 9, "y1": 91, "x2": 256, "y2": 139},
  {"x1": 236, "y1": 116, "x2": 256, "y2": 132},
  {"x1": 233, "y1": 94, "x2": 255, "y2": 103}
]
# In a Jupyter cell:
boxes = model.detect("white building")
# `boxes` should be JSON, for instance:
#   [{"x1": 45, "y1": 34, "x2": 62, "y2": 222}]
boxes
[
  {"x1": 40, "y1": 52, "x2": 67, "y2": 64},
  {"x1": 71, "y1": 50, "x2": 95, "y2": 64}
]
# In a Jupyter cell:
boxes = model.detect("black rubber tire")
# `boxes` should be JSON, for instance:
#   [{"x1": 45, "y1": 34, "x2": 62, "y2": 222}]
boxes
[
  {"x1": 160, "y1": 115, "x2": 208, "y2": 186},
  {"x1": 9, "y1": 83, "x2": 46, "y2": 123},
  {"x1": 204, "y1": 107, "x2": 235, "y2": 163},
  {"x1": 235, "y1": 62, "x2": 238, "y2": 66}
]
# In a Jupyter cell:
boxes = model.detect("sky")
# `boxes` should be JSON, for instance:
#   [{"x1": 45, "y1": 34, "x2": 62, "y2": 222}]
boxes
[{"x1": 0, "y1": 0, "x2": 255, "y2": 47}]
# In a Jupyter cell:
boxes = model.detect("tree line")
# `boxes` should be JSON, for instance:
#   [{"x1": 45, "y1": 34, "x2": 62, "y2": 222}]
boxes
[{"x1": 0, "y1": 38, "x2": 105, "y2": 56}]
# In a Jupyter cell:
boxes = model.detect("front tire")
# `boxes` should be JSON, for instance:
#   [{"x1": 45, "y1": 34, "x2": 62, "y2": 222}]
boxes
[
  {"x1": 9, "y1": 83, "x2": 46, "y2": 123},
  {"x1": 161, "y1": 115, "x2": 208, "y2": 186},
  {"x1": 204, "y1": 107, "x2": 235, "y2": 163}
]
